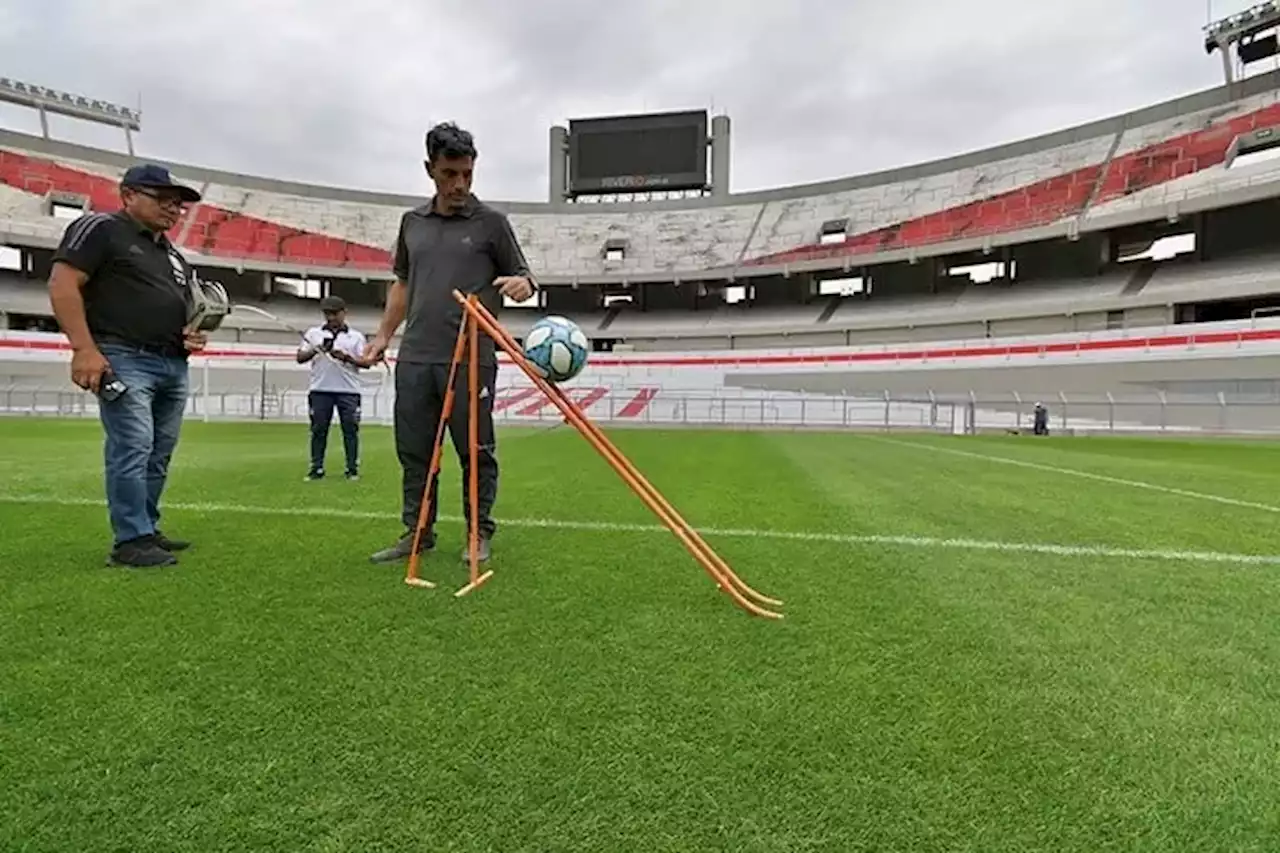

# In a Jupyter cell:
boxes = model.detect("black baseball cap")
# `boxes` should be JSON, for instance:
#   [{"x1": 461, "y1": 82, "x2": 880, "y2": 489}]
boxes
[
  {"x1": 319, "y1": 296, "x2": 346, "y2": 312},
  {"x1": 120, "y1": 164, "x2": 202, "y2": 203}
]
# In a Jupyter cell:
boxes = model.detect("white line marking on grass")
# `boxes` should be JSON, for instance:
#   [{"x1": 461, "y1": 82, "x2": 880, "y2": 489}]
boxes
[
  {"x1": 866, "y1": 436, "x2": 1280, "y2": 515},
  {"x1": 2, "y1": 493, "x2": 1279, "y2": 568}
]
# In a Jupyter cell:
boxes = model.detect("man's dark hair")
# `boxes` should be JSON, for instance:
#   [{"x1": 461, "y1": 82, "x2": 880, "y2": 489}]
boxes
[{"x1": 425, "y1": 122, "x2": 477, "y2": 163}]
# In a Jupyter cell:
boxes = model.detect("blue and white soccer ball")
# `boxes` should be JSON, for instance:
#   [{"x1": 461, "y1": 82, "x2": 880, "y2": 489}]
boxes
[{"x1": 523, "y1": 315, "x2": 589, "y2": 383}]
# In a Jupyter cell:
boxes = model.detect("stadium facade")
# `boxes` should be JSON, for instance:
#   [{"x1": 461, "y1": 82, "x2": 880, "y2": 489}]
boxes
[{"x1": 3, "y1": 70, "x2": 1280, "y2": 434}]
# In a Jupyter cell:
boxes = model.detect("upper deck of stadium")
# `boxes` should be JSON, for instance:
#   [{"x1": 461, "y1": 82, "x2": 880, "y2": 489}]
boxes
[{"x1": 3, "y1": 71, "x2": 1280, "y2": 284}]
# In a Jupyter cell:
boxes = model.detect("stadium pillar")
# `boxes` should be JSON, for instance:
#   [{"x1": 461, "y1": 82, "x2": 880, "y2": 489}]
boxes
[
  {"x1": 711, "y1": 115, "x2": 730, "y2": 199},
  {"x1": 548, "y1": 125, "x2": 568, "y2": 203}
]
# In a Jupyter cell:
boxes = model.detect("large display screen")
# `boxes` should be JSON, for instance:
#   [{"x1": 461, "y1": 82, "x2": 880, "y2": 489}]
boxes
[{"x1": 568, "y1": 110, "x2": 708, "y2": 196}]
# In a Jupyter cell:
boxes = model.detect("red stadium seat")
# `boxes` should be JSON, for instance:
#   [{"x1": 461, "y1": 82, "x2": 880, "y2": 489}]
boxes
[
  {"x1": 744, "y1": 103, "x2": 1280, "y2": 268},
  {"x1": 0, "y1": 150, "x2": 392, "y2": 272},
  {"x1": 1091, "y1": 102, "x2": 1280, "y2": 204}
]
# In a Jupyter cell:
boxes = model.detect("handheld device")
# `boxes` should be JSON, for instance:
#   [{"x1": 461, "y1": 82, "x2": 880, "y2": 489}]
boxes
[
  {"x1": 186, "y1": 273, "x2": 232, "y2": 333},
  {"x1": 98, "y1": 371, "x2": 127, "y2": 402}
]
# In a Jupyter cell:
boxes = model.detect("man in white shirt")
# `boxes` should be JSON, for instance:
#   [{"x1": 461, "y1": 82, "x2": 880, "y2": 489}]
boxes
[{"x1": 298, "y1": 296, "x2": 368, "y2": 481}]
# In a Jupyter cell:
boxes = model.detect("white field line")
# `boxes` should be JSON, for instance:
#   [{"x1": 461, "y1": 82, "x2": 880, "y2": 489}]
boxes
[
  {"x1": 2, "y1": 493, "x2": 1280, "y2": 567},
  {"x1": 866, "y1": 436, "x2": 1280, "y2": 515}
]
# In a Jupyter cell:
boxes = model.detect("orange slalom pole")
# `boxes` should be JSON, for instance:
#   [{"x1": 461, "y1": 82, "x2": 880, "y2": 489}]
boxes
[
  {"x1": 404, "y1": 312, "x2": 470, "y2": 589},
  {"x1": 456, "y1": 302, "x2": 493, "y2": 597},
  {"x1": 453, "y1": 292, "x2": 781, "y2": 619},
  {"x1": 459, "y1": 292, "x2": 782, "y2": 611}
]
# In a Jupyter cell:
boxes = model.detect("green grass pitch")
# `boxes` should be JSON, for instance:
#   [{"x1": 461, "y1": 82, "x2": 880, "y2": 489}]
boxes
[{"x1": 4, "y1": 416, "x2": 1280, "y2": 851}]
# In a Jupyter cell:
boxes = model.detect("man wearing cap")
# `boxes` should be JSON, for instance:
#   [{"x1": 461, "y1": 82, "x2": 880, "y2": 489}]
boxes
[
  {"x1": 47, "y1": 164, "x2": 208, "y2": 569},
  {"x1": 298, "y1": 295, "x2": 368, "y2": 481}
]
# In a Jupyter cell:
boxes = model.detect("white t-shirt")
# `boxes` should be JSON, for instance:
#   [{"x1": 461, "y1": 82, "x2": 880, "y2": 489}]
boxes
[{"x1": 301, "y1": 325, "x2": 368, "y2": 394}]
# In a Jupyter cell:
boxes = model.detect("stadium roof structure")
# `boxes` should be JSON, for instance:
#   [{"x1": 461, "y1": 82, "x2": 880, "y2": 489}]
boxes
[
  {"x1": 1204, "y1": 1, "x2": 1280, "y2": 81},
  {"x1": 3, "y1": 70, "x2": 1280, "y2": 285},
  {"x1": 0, "y1": 77, "x2": 140, "y2": 152}
]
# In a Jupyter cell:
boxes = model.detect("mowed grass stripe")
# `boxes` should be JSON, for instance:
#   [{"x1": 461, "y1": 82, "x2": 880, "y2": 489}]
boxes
[
  {"x1": 4, "y1": 492, "x2": 1280, "y2": 567},
  {"x1": 867, "y1": 433, "x2": 1280, "y2": 514},
  {"x1": 903, "y1": 431, "x2": 1280, "y2": 508},
  {"x1": 771, "y1": 430, "x2": 1280, "y2": 557}
]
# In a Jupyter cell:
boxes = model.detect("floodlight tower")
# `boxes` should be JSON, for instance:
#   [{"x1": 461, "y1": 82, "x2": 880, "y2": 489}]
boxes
[
  {"x1": 1204, "y1": 1, "x2": 1280, "y2": 85},
  {"x1": 0, "y1": 77, "x2": 141, "y2": 153}
]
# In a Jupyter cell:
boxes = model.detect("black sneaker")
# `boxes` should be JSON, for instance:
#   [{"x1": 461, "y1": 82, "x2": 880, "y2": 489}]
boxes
[
  {"x1": 154, "y1": 530, "x2": 191, "y2": 552},
  {"x1": 370, "y1": 529, "x2": 435, "y2": 564},
  {"x1": 305, "y1": 468, "x2": 325, "y2": 482},
  {"x1": 107, "y1": 536, "x2": 178, "y2": 568},
  {"x1": 345, "y1": 470, "x2": 360, "y2": 481},
  {"x1": 459, "y1": 537, "x2": 492, "y2": 564}
]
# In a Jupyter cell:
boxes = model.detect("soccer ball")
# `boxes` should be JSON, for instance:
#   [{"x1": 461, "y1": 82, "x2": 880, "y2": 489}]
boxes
[{"x1": 523, "y1": 315, "x2": 589, "y2": 383}]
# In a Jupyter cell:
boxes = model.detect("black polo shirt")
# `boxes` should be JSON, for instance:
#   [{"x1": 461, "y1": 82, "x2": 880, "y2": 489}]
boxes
[
  {"x1": 52, "y1": 211, "x2": 193, "y2": 357},
  {"x1": 392, "y1": 194, "x2": 535, "y2": 366}
]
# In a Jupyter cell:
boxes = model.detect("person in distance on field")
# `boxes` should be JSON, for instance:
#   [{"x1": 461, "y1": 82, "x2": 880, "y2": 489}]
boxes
[
  {"x1": 361, "y1": 121, "x2": 536, "y2": 565},
  {"x1": 46, "y1": 164, "x2": 208, "y2": 568},
  {"x1": 1033, "y1": 401, "x2": 1050, "y2": 436},
  {"x1": 298, "y1": 295, "x2": 368, "y2": 482}
]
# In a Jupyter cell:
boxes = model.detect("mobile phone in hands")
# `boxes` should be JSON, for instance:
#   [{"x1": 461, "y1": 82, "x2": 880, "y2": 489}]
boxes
[{"x1": 98, "y1": 370, "x2": 128, "y2": 402}]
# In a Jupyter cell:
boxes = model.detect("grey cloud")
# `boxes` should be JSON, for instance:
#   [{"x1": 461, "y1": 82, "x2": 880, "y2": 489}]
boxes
[{"x1": 0, "y1": 0, "x2": 1256, "y2": 203}]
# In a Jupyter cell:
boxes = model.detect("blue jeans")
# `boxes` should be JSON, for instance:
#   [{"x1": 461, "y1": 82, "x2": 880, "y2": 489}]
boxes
[
  {"x1": 308, "y1": 390, "x2": 361, "y2": 474},
  {"x1": 97, "y1": 344, "x2": 190, "y2": 546}
]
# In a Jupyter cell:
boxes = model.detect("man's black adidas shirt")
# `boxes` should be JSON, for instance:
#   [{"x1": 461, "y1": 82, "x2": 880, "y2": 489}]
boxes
[{"x1": 52, "y1": 211, "x2": 194, "y2": 357}]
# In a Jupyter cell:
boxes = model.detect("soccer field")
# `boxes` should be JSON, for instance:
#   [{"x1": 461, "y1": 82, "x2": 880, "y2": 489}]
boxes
[{"x1": 4, "y1": 417, "x2": 1280, "y2": 852}]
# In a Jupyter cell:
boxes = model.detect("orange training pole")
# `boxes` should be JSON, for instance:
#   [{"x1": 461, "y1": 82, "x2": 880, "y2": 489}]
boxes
[
  {"x1": 404, "y1": 311, "x2": 470, "y2": 589},
  {"x1": 452, "y1": 290, "x2": 782, "y2": 619},
  {"x1": 461, "y1": 292, "x2": 781, "y2": 612},
  {"x1": 456, "y1": 301, "x2": 493, "y2": 597}
]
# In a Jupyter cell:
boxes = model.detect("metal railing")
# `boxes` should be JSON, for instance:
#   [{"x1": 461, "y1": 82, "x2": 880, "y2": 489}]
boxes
[{"x1": 4, "y1": 383, "x2": 1280, "y2": 436}]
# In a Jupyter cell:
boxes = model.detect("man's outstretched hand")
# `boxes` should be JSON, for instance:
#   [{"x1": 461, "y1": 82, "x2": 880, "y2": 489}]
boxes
[
  {"x1": 494, "y1": 276, "x2": 534, "y2": 302},
  {"x1": 358, "y1": 336, "x2": 390, "y2": 368}
]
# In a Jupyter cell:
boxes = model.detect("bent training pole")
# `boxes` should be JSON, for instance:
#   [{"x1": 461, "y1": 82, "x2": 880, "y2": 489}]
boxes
[
  {"x1": 452, "y1": 290, "x2": 783, "y2": 620},
  {"x1": 472, "y1": 298, "x2": 781, "y2": 618},
  {"x1": 455, "y1": 300, "x2": 493, "y2": 597},
  {"x1": 404, "y1": 312, "x2": 471, "y2": 589},
  {"x1": 457, "y1": 291, "x2": 782, "y2": 613}
]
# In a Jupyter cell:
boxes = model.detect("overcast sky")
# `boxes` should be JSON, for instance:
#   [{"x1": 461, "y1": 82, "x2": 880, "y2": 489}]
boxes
[{"x1": 0, "y1": 0, "x2": 1268, "y2": 202}]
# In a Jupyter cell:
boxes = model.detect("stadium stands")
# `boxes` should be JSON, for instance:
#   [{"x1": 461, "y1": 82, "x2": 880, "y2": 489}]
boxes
[
  {"x1": 3, "y1": 72, "x2": 1280, "y2": 283},
  {"x1": 0, "y1": 181, "x2": 44, "y2": 222},
  {"x1": 746, "y1": 99, "x2": 1280, "y2": 268},
  {"x1": 4, "y1": 245, "x2": 1280, "y2": 350},
  {"x1": 5, "y1": 71, "x2": 1280, "y2": 435}
]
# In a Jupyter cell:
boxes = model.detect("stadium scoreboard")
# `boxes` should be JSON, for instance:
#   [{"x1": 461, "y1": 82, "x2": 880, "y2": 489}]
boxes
[{"x1": 567, "y1": 110, "x2": 709, "y2": 197}]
